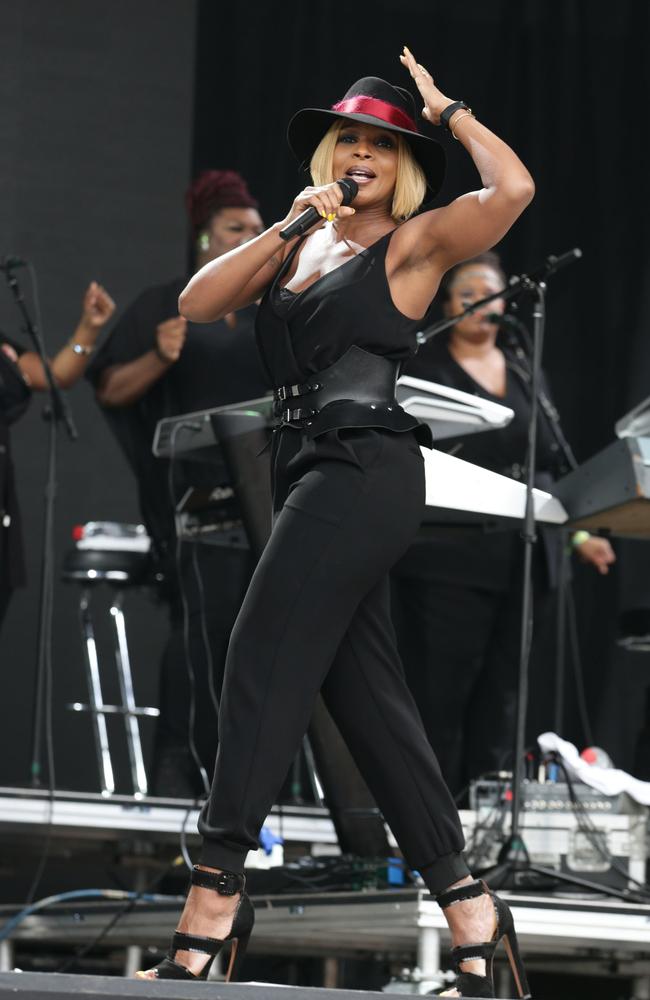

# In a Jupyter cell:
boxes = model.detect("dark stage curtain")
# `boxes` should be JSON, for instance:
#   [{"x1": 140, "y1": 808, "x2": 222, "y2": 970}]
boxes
[{"x1": 192, "y1": 0, "x2": 650, "y2": 766}]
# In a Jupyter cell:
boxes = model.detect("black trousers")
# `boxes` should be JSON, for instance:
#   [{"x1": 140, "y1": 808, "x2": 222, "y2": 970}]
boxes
[
  {"x1": 391, "y1": 552, "x2": 557, "y2": 799},
  {"x1": 151, "y1": 543, "x2": 254, "y2": 794},
  {"x1": 198, "y1": 427, "x2": 468, "y2": 893}
]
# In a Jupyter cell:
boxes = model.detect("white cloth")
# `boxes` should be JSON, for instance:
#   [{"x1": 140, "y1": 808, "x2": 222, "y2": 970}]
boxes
[{"x1": 537, "y1": 732, "x2": 650, "y2": 806}]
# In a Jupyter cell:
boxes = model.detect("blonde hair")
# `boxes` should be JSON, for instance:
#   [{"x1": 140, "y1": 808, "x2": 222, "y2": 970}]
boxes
[{"x1": 309, "y1": 119, "x2": 427, "y2": 221}]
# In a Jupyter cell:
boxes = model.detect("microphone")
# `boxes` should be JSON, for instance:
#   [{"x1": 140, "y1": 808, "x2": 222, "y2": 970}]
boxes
[
  {"x1": 279, "y1": 178, "x2": 359, "y2": 242},
  {"x1": 512, "y1": 247, "x2": 582, "y2": 285},
  {"x1": 0, "y1": 255, "x2": 29, "y2": 271},
  {"x1": 486, "y1": 311, "x2": 535, "y2": 363},
  {"x1": 485, "y1": 312, "x2": 520, "y2": 327}
]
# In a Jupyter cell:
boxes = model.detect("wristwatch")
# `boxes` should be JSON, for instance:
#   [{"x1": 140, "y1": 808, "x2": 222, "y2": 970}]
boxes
[
  {"x1": 440, "y1": 101, "x2": 471, "y2": 132},
  {"x1": 68, "y1": 339, "x2": 94, "y2": 356}
]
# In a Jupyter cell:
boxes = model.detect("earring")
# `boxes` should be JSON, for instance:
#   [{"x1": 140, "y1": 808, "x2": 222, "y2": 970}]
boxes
[{"x1": 198, "y1": 232, "x2": 210, "y2": 252}]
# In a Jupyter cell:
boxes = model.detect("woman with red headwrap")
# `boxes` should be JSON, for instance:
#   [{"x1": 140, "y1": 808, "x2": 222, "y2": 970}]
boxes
[{"x1": 87, "y1": 170, "x2": 269, "y2": 797}]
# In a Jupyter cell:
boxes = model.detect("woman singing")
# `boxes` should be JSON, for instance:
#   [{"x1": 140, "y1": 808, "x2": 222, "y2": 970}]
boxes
[
  {"x1": 392, "y1": 252, "x2": 615, "y2": 799},
  {"x1": 137, "y1": 47, "x2": 535, "y2": 998}
]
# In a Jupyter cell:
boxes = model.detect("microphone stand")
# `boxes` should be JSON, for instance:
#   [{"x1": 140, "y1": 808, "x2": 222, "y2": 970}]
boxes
[
  {"x1": 416, "y1": 248, "x2": 583, "y2": 347},
  {"x1": 2, "y1": 262, "x2": 77, "y2": 789},
  {"x1": 500, "y1": 316, "x2": 579, "y2": 740},
  {"x1": 421, "y1": 248, "x2": 622, "y2": 893}
]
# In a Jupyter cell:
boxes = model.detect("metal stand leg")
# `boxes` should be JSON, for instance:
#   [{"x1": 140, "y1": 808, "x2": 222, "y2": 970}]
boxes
[
  {"x1": 633, "y1": 976, "x2": 650, "y2": 1000},
  {"x1": 79, "y1": 589, "x2": 115, "y2": 796},
  {"x1": 0, "y1": 939, "x2": 14, "y2": 972},
  {"x1": 110, "y1": 591, "x2": 149, "y2": 798},
  {"x1": 123, "y1": 945, "x2": 143, "y2": 978},
  {"x1": 323, "y1": 956, "x2": 339, "y2": 988},
  {"x1": 416, "y1": 925, "x2": 443, "y2": 992},
  {"x1": 302, "y1": 735, "x2": 325, "y2": 805}
]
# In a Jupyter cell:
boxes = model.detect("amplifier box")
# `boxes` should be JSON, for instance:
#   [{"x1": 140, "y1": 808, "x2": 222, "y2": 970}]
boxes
[{"x1": 464, "y1": 780, "x2": 647, "y2": 890}]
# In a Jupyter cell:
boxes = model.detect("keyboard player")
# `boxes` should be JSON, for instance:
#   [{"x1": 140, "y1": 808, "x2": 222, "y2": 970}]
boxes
[
  {"x1": 86, "y1": 170, "x2": 270, "y2": 797},
  {"x1": 391, "y1": 251, "x2": 615, "y2": 799}
]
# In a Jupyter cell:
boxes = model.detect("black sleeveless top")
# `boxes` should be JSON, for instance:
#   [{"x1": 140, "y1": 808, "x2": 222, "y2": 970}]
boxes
[{"x1": 255, "y1": 229, "x2": 431, "y2": 444}]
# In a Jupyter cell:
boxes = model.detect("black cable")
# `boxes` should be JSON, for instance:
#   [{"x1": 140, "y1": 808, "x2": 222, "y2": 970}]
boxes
[
  {"x1": 56, "y1": 856, "x2": 185, "y2": 973},
  {"x1": 179, "y1": 796, "x2": 202, "y2": 871},
  {"x1": 541, "y1": 757, "x2": 649, "y2": 900},
  {"x1": 555, "y1": 757, "x2": 650, "y2": 899},
  {"x1": 190, "y1": 542, "x2": 220, "y2": 720},
  {"x1": 453, "y1": 783, "x2": 470, "y2": 806},
  {"x1": 464, "y1": 776, "x2": 510, "y2": 870},
  {"x1": 566, "y1": 585, "x2": 594, "y2": 746},
  {"x1": 59, "y1": 802, "x2": 201, "y2": 972},
  {"x1": 168, "y1": 424, "x2": 210, "y2": 797}
]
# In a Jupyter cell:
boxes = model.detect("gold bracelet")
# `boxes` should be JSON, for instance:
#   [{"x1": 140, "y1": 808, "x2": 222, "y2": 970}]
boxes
[
  {"x1": 68, "y1": 338, "x2": 94, "y2": 356},
  {"x1": 451, "y1": 111, "x2": 476, "y2": 140}
]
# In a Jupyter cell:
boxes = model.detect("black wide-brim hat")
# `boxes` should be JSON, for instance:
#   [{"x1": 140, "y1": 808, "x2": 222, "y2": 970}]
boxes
[{"x1": 287, "y1": 76, "x2": 446, "y2": 197}]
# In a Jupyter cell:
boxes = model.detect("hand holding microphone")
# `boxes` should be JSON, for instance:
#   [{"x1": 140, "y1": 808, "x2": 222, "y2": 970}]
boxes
[{"x1": 279, "y1": 178, "x2": 358, "y2": 241}]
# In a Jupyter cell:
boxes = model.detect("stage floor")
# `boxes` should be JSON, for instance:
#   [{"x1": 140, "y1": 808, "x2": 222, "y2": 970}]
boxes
[
  {"x1": 0, "y1": 973, "x2": 522, "y2": 1000},
  {"x1": 1, "y1": 787, "x2": 649, "y2": 995},
  {"x1": 2, "y1": 885, "x2": 650, "y2": 992}
]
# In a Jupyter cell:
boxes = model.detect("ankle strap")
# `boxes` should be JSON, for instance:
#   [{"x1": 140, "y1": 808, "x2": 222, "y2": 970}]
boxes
[
  {"x1": 450, "y1": 941, "x2": 496, "y2": 970},
  {"x1": 191, "y1": 866, "x2": 245, "y2": 895},
  {"x1": 436, "y1": 878, "x2": 486, "y2": 910}
]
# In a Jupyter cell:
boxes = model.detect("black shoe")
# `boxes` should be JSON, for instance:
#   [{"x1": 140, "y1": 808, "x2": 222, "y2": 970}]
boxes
[
  {"x1": 137, "y1": 867, "x2": 255, "y2": 982},
  {"x1": 435, "y1": 878, "x2": 531, "y2": 998}
]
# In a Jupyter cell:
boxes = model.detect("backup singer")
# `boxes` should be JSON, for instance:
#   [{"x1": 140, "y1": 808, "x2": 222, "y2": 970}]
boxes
[
  {"x1": 0, "y1": 281, "x2": 114, "y2": 631},
  {"x1": 138, "y1": 48, "x2": 534, "y2": 998},
  {"x1": 392, "y1": 252, "x2": 615, "y2": 798},
  {"x1": 87, "y1": 171, "x2": 269, "y2": 797}
]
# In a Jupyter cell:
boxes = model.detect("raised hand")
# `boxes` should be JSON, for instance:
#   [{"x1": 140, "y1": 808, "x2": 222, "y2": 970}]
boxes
[
  {"x1": 155, "y1": 316, "x2": 188, "y2": 364},
  {"x1": 80, "y1": 281, "x2": 116, "y2": 331},
  {"x1": 399, "y1": 45, "x2": 453, "y2": 126}
]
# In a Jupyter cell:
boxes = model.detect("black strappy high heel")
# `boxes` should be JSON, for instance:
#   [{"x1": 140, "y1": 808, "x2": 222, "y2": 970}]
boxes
[
  {"x1": 435, "y1": 879, "x2": 531, "y2": 999},
  {"x1": 137, "y1": 867, "x2": 255, "y2": 983}
]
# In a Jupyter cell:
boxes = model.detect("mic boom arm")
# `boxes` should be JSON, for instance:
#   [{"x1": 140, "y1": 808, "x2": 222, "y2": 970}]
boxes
[{"x1": 417, "y1": 247, "x2": 583, "y2": 346}]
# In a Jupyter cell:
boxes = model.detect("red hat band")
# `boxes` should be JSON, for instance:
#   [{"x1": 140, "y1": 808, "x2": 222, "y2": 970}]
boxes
[{"x1": 331, "y1": 96, "x2": 418, "y2": 134}]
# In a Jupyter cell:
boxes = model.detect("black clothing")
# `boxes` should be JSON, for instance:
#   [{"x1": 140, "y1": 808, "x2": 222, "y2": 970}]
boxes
[
  {"x1": 87, "y1": 280, "x2": 270, "y2": 787},
  {"x1": 391, "y1": 559, "x2": 557, "y2": 795},
  {"x1": 199, "y1": 426, "x2": 467, "y2": 891},
  {"x1": 198, "y1": 230, "x2": 469, "y2": 890},
  {"x1": 395, "y1": 336, "x2": 564, "y2": 591},
  {"x1": 0, "y1": 335, "x2": 29, "y2": 609},
  {"x1": 259, "y1": 231, "x2": 430, "y2": 443},
  {"x1": 87, "y1": 278, "x2": 268, "y2": 551},
  {"x1": 155, "y1": 543, "x2": 254, "y2": 790},
  {"x1": 392, "y1": 337, "x2": 565, "y2": 794},
  {"x1": 406, "y1": 336, "x2": 561, "y2": 477}
]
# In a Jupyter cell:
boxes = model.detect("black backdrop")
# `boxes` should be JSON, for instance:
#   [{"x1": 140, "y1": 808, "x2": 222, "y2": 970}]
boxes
[
  {"x1": 193, "y1": 0, "x2": 650, "y2": 765},
  {"x1": 1, "y1": 0, "x2": 648, "y2": 790},
  {"x1": 0, "y1": 0, "x2": 197, "y2": 790}
]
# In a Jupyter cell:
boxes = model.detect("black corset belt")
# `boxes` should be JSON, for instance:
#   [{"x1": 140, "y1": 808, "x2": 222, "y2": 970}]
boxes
[
  {"x1": 272, "y1": 346, "x2": 433, "y2": 447},
  {"x1": 273, "y1": 345, "x2": 399, "y2": 422}
]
